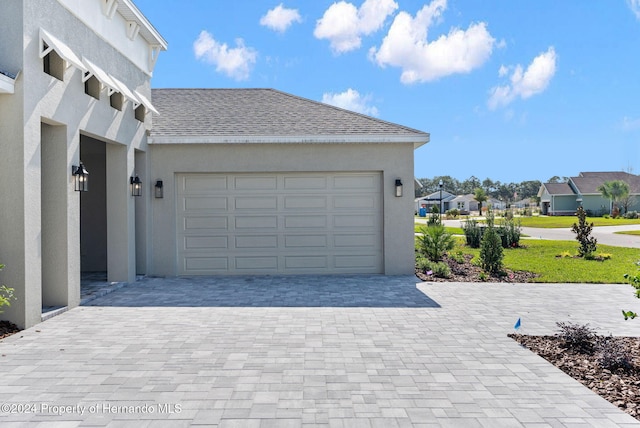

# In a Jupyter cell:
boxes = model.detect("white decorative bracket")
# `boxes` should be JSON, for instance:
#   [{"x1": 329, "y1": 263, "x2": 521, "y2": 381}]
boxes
[
  {"x1": 148, "y1": 45, "x2": 161, "y2": 71},
  {"x1": 102, "y1": 0, "x2": 118, "y2": 19},
  {"x1": 127, "y1": 21, "x2": 140, "y2": 41}
]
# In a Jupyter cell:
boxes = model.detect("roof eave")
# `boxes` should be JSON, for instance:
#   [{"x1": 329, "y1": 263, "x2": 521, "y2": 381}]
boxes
[
  {"x1": 0, "y1": 72, "x2": 16, "y2": 94},
  {"x1": 118, "y1": 0, "x2": 168, "y2": 49},
  {"x1": 149, "y1": 134, "x2": 430, "y2": 146}
]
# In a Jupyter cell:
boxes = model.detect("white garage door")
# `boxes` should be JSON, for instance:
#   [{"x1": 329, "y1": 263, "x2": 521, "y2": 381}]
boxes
[{"x1": 176, "y1": 172, "x2": 383, "y2": 275}]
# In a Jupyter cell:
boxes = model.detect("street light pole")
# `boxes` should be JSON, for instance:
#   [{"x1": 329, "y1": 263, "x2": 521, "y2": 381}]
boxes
[{"x1": 439, "y1": 179, "x2": 443, "y2": 223}]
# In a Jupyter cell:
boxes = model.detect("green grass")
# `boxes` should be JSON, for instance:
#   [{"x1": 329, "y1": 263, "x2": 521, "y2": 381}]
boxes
[
  {"x1": 414, "y1": 224, "x2": 464, "y2": 235},
  {"x1": 515, "y1": 216, "x2": 640, "y2": 228},
  {"x1": 614, "y1": 230, "x2": 640, "y2": 236},
  {"x1": 454, "y1": 238, "x2": 639, "y2": 283}
]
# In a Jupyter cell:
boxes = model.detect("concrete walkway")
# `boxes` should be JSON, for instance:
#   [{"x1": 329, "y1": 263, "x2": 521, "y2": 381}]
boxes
[{"x1": 1, "y1": 276, "x2": 639, "y2": 427}]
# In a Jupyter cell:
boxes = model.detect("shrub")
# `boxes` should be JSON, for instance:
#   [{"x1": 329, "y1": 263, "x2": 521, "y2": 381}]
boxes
[
  {"x1": 555, "y1": 322, "x2": 597, "y2": 354},
  {"x1": 625, "y1": 210, "x2": 639, "y2": 219},
  {"x1": 462, "y1": 219, "x2": 483, "y2": 248},
  {"x1": 571, "y1": 206, "x2": 597, "y2": 258},
  {"x1": 426, "y1": 205, "x2": 441, "y2": 227},
  {"x1": 445, "y1": 208, "x2": 459, "y2": 219},
  {"x1": 622, "y1": 269, "x2": 640, "y2": 320},
  {"x1": 497, "y1": 216, "x2": 522, "y2": 248},
  {"x1": 415, "y1": 257, "x2": 450, "y2": 278},
  {"x1": 416, "y1": 225, "x2": 455, "y2": 262},
  {"x1": 451, "y1": 250, "x2": 466, "y2": 264},
  {"x1": 597, "y1": 336, "x2": 634, "y2": 372},
  {"x1": 479, "y1": 211, "x2": 503, "y2": 274},
  {"x1": 0, "y1": 264, "x2": 15, "y2": 315}
]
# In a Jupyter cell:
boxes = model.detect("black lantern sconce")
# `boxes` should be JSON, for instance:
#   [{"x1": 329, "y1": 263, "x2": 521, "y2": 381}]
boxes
[
  {"x1": 130, "y1": 175, "x2": 142, "y2": 196},
  {"x1": 395, "y1": 179, "x2": 403, "y2": 197},
  {"x1": 72, "y1": 162, "x2": 89, "y2": 192},
  {"x1": 154, "y1": 180, "x2": 163, "y2": 199}
]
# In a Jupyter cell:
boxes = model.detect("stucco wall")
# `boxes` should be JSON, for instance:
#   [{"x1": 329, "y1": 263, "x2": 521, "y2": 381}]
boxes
[
  {"x1": 0, "y1": 0, "x2": 155, "y2": 328},
  {"x1": 148, "y1": 142, "x2": 416, "y2": 276}
]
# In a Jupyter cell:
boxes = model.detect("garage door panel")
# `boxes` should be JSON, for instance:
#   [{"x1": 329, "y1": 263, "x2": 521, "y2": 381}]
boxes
[
  {"x1": 177, "y1": 172, "x2": 382, "y2": 275},
  {"x1": 284, "y1": 196, "x2": 327, "y2": 210},
  {"x1": 334, "y1": 195, "x2": 376, "y2": 209},
  {"x1": 334, "y1": 255, "x2": 379, "y2": 269},
  {"x1": 236, "y1": 256, "x2": 278, "y2": 270},
  {"x1": 284, "y1": 234, "x2": 327, "y2": 247},
  {"x1": 285, "y1": 215, "x2": 326, "y2": 229},
  {"x1": 235, "y1": 176, "x2": 277, "y2": 190},
  {"x1": 285, "y1": 256, "x2": 328, "y2": 269},
  {"x1": 183, "y1": 196, "x2": 228, "y2": 211},
  {"x1": 235, "y1": 196, "x2": 277, "y2": 210},
  {"x1": 184, "y1": 216, "x2": 228, "y2": 230},
  {"x1": 235, "y1": 235, "x2": 278, "y2": 249},
  {"x1": 185, "y1": 257, "x2": 228, "y2": 271},
  {"x1": 333, "y1": 174, "x2": 377, "y2": 190},
  {"x1": 284, "y1": 176, "x2": 327, "y2": 190},
  {"x1": 334, "y1": 234, "x2": 377, "y2": 247},
  {"x1": 334, "y1": 215, "x2": 375, "y2": 228},
  {"x1": 182, "y1": 175, "x2": 228, "y2": 192},
  {"x1": 183, "y1": 236, "x2": 228, "y2": 249},
  {"x1": 235, "y1": 216, "x2": 278, "y2": 229}
]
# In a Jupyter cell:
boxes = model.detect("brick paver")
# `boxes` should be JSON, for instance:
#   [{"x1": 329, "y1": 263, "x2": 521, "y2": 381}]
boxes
[{"x1": 1, "y1": 276, "x2": 639, "y2": 426}]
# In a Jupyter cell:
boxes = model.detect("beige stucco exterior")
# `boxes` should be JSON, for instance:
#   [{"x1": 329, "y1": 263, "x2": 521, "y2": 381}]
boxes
[
  {"x1": 147, "y1": 142, "x2": 417, "y2": 277},
  {"x1": 0, "y1": 0, "x2": 166, "y2": 328}
]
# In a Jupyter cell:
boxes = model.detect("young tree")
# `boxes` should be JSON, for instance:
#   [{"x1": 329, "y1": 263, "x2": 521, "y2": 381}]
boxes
[
  {"x1": 473, "y1": 188, "x2": 488, "y2": 215},
  {"x1": 597, "y1": 180, "x2": 630, "y2": 215},
  {"x1": 571, "y1": 206, "x2": 597, "y2": 258}
]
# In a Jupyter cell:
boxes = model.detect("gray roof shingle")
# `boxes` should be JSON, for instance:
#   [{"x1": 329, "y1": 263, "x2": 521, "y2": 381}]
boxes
[
  {"x1": 150, "y1": 88, "x2": 429, "y2": 141},
  {"x1": 542, "y1": 183, "x2": 575, "y2": 195},
  {"x1": 572, "y1": 171, "x2": 640, "y2": 194}
]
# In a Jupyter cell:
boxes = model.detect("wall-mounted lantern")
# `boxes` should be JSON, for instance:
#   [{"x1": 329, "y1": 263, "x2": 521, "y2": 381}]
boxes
[
  {"x1": 395, "y1": 179, "x2": 403, "y2": 197},
  {"x1": 130, "y1": 175, "x2": 142, "y2": 196},
  {"x1": 72, "y1": 162, "x2": 89, "y2": 192},
  {"x1": 154, "y1": 180, "x2": 163, "y2": 199}
]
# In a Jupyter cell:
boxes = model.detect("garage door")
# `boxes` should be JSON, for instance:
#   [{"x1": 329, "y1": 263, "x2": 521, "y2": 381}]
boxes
[{"x1": 176, "y1": 172, "x2": 383, "y2": 275}]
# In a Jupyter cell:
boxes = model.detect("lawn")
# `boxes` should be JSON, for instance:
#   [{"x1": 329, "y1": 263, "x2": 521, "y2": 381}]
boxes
[
  {"x1": 513, "y1": 216, "x2": 640, "y2": 228},
  {"x1": 615, "y1": 230, "x2": 640, "y2": 236},
  {"x1": 456, "y1": 238, "x2": 640, "y2": 283}
]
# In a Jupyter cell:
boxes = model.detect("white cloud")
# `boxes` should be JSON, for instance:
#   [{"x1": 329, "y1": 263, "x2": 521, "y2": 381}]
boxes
[
  {"x1": 322, "y1": 88, "x2": 380, "y2": 116},
  {"x1": 628, "y1": 0, "x2": 640, "y2": 19},
  {"x1": 622, "y1": 116, "x2": 640, "y2": 130},
  {"x1": 370, "y1": 0, "x2": 495, "y2": 83},
  {"x1": 260, "y1": 4, "x2": 302, "y2": 33},
  {"x1": 193, "y1": 30, "x2": 257, "y2": 81},
  {"x1": 314, "y1": 0, "x2": 398, "y2": 54},
  {"x1": 487, "y1": 47, "x2": 557, "y2": 110}
]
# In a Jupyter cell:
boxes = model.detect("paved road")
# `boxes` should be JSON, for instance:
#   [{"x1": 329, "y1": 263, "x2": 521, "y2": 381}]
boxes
[
  {"x1": 1, "y1": 276, "x2": 639, "y2": 426},
  {"x1": 428, "y1": 218, "x2": 640, "y2": 249}
]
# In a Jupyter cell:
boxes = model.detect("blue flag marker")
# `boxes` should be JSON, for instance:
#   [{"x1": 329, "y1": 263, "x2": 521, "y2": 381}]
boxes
[{"x1": 514, "y1": 318, "x2": 521, "y2": 330}]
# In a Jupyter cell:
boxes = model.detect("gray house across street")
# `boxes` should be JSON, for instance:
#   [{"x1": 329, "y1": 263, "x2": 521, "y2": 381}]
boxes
[{"x1": 538, "y1": 171, "x2": 640, "y2": 215}]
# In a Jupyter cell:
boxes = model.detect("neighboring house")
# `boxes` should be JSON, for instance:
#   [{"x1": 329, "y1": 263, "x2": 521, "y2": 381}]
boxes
[
  {"x1": 0, "y1": 1, "x2": 430, "y2": 329},
  {"x1": 538, "y1": 172, "x2": 640, "y2": 215},
  {"x1": 448, "y1": 194, "x2": 478, "y2": 214},
  {"x1": 512, "y1": 198, "x2": 534, "y2": 209},
  {"x1": 415, "y1": 191, "x2": 456, "y2": 214}
]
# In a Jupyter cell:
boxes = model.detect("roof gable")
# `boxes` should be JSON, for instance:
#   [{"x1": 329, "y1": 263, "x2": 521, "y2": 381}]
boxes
[{"x1": 149, "y1": 88, "x2": 429, "y2": 146}]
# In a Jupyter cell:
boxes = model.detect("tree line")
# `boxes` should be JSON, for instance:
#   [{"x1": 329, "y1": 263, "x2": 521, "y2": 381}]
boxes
[{"x1": 416, "y1": 176, "x2": 542, "y2": 203}]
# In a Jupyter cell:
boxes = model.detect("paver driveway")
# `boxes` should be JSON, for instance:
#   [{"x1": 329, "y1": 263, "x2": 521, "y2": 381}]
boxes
[{"x1": 1, "y1": 276, "x2": 639, "y2": 427}]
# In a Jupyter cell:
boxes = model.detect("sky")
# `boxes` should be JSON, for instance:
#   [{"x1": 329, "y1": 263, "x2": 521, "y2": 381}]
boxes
[{"x1": 134, "y1": 0, "x2": 640, "y2": 184}]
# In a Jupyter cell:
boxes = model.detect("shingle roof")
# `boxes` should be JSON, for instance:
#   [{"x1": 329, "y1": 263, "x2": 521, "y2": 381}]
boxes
[
  {"x1": 542, "y1": 183, "x2": 575, "y2": 195},
  {"x1": 150, "y1": 88, "x2": 429, "y2": 144},
  {"x1": 572, "y1": 171, "x2": 640, "y2": 194}
]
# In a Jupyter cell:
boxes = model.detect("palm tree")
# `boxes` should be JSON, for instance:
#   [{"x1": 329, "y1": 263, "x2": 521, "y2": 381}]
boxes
[
  {"x1": 597, "y1": 180, "x2": 630, "y2": 215},
  {"x1": 473, "y1": 187, "x2": 488, "y2": 216}
]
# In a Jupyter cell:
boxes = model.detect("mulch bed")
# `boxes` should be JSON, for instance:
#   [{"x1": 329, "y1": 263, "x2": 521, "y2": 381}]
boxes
[
  {"x1": 509, "y1": 334, "x2": 640, "y2": 420},
  {"x1": 415, "y1": 253, "x2": 539, "y2": 283},
  {"x1": 416, "y1": 255, "x2": 639, "y2": 421},
  {"x1": 0, "y1": 320, "x2": 20, "y2": 340}
]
